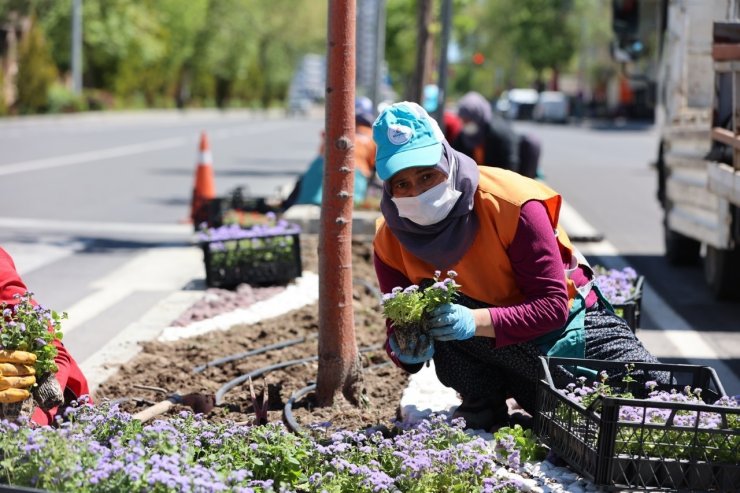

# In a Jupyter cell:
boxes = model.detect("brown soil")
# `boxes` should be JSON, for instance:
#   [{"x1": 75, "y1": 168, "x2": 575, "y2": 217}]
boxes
[{"x1": 94, "y1": 235, "x2": 410, "y2": 433}]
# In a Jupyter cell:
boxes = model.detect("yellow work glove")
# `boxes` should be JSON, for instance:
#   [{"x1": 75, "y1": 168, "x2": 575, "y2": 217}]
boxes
[{"x1": 0, "y1": 350, "x2": 37, "y2": 404}]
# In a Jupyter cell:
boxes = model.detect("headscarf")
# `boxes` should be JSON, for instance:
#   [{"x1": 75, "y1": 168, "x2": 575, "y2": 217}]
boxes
[
  {"x1": 380, "y1": 140, "x2": 481, "y2": 270},
  {"x1": 456, "y1": 91, "x2": 493, "y2": 147},
  {"x1": 457, "y1": 91, "x2": 493, "y2": 126}
]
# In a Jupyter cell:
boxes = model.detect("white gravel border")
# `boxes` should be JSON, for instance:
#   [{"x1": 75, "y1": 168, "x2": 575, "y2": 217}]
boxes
[{"x1": 157, "y1": 272, "x2": 319, "y2": 342}]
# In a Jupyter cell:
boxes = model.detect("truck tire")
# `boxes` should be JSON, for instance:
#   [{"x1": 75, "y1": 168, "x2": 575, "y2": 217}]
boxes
[
  {"x1": 704, "y1": 245, "x2": 740, "y2": 300},
  {"x1": 664, "y1": 217, "x2": 700, "y2": 265}
]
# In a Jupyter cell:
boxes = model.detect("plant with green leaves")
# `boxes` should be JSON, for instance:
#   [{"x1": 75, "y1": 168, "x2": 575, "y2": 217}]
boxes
[
  {"x1": 381, "y1": 270, "x2": 461, "y2": 356},
  {"x1": 0, "y1": 292, "x2": 64, "y2": 375},
  {"x1": 0, "y1": 405, "x2": 533, "y2": 492},
  {"x1": 556, "y1": 365, "x2": 739, "y2": 463},
  {"x1": 493, "y1": 424, "x2": 547, "y2": 467}
]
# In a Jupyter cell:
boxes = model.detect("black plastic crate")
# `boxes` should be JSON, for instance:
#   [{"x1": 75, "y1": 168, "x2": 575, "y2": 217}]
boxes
[
  {"x1": 608, "y1": 275, "x2": 644, "y2": 333},
  {"x1": 193, "y1": 186, "x2": 275, "y2": 230},
  {"x1": 201, "y1": 231, "x2": 302, "y2": 289},
  {"x1": 535, "y1": 357, "x2": 739, "y2": 492}
]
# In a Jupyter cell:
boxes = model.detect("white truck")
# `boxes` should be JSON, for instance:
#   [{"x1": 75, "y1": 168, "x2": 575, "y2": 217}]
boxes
[{"x1": 615, "y1": 0, "x2": 740, "y2": 299}]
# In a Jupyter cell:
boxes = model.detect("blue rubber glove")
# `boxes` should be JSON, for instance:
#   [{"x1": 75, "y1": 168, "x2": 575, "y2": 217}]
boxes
[
  {"x1": 428, "y1": 303, "x2": 476, "y2": 341},
  {"x1": 388, "y1": 333, "x2": 435, "y2": 365}
]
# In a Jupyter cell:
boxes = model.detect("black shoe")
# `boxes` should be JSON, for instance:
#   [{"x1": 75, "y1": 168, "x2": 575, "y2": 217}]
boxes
[
  {"x1": 452, "y1": 396, "x2": 508, "y2": 431},
  {"x1": 508, "y1": 411, "x2": 533, "y2": 430}
]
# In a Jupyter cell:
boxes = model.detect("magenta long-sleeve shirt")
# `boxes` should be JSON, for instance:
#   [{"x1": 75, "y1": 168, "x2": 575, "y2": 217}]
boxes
[{"x1": 375, "y1": 200, "x2": 596, "y2": 351}]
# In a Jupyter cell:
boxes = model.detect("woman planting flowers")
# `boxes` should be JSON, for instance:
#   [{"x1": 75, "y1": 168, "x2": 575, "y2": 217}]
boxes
[
  {"x1": 372, "y1": 102, "x2": 664, "y2": 431},
  {"x1": 0, "y1": 247, "x2": 90, "y2": 425}
]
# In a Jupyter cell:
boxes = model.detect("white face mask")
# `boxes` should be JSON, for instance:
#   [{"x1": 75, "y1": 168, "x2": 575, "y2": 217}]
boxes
[
  {"x1": 391, "y1": 156, "x2": 462, "y2": 226},
  {"x1": 462, "y1": 122, "x2": 479, "y2": 135}
]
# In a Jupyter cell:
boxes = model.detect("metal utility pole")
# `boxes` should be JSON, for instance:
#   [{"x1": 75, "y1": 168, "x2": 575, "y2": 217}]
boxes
[
  {"x1": 316, "y1": 0, "x2": 362, "y2": 407},
  {"x1": 434, "y1": 0, "x2": 453, "y2": 128},
  {"x1": 71, "y1": 0, "x2": 83, "y2": 94}
]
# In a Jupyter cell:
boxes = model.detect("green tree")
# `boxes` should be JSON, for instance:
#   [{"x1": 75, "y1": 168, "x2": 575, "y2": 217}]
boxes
[
  {"x1": 509, "y1": 0, "x2": 576, "y2": 88},
  {"x1": 16, "y1": 15, "x2": 57, "y2": 114}
]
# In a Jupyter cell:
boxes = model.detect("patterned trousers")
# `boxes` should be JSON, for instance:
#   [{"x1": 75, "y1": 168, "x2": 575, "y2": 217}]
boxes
[{"x1": 432, "y1": 301, "x2": 662, "y2": 415}]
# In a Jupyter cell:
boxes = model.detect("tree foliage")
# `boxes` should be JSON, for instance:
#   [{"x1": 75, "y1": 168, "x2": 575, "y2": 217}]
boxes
[
  {"x1": 16, "y1": 15, "x2": 57, "y2": 114},
  {"x1": 4, "y1": 0, "x2": 327, "y2": 111},
  {"x1": 1, "y1": 0, "x2": 614, "y2": 113}
]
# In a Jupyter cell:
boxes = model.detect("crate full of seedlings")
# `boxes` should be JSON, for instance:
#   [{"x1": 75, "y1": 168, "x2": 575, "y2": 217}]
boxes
[
  {"x1": 198, "y1": 220, "x2": 302, "y2": 289},
  {"x1": 592, "y1": 265, "x2": 644, "y2": 333},
  {"x1": 194, "y1": 186, "x2": 277, "y2": 230},
  {"x1": 534, "y1": 357, "x2": 739, "y2": 492}
]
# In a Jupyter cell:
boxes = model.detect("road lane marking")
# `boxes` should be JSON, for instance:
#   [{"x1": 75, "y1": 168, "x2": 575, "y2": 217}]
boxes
[
  {"x1": 0, "y1": 217, "x2": 193, "y2": 236},
  {"x1": 637, "y1": 330, "x2": 740, "y2": 359},
  {"x1": 1, "y1": 239, "x2": 87, "y2": 276},
  {"x1": 80, "y1": 290, "x2": 205, "y2": 393},
  {"x1": 0, "y1": 137, "x2": 186, "y2": 176},
  {"x1": 561, "y1": 202, "x2": 726, "y2": 362},
  {"x1": 559, "y1": 199, "x2": 604, "y2": 242},
  {"x1": 62, "y1": 247, "x2": 203, "y2": 334},
  {"x1": 0, "y1": 121, "x2": 299, "y2": 176}
]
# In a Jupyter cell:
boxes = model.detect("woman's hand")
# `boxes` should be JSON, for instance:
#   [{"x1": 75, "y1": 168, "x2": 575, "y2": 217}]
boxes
[
  {"x1": 428, "y1": 303, "x2": 477, "y2": 341},
  {"x1": 388, "y1": 333, "x2": 435, "y2": 365}
]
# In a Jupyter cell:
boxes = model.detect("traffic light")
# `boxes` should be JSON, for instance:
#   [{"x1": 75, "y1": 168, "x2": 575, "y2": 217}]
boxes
[
  {"x1": 472, "y1": 52, "x2": 485, "y2": 65},
  {"x1": 611, "y1": 0, "x2": 643, "y2": 61},
  {"x1": 612, "y1": 0, "x2": 639, "y2": 35}
]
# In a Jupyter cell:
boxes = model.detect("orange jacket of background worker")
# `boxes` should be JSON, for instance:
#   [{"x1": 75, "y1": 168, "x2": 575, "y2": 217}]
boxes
[
  {"x1": 317, "y1": 97, "x2": 377, "y2": 180},
  {"x1": 354, "y1": 123, "x2": 377, "y2": 179},
  {"x1": 0, "y1": 247, "x2": 91, "y2": 426}
]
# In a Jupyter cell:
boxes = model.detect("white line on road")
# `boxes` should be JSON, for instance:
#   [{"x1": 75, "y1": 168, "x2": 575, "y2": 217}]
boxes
[
  {"x1": 1, "y1": 239, "x2": 87, "y2": 276},
  {"x1": 0, "y1": 217, "x2": 194, "y2": 236},
  {"x1": 0, "y1": 121, "x2": 293, "y2": 176},
  {"x1": 62, "y1": 247, "x2": 203, "y2": 334},
  {"x1": 0, "y1": 137, "x2": 186, "y2": 176},
  {"x1": 562, "y1": 203, "x2": 727, "y2": 363}
]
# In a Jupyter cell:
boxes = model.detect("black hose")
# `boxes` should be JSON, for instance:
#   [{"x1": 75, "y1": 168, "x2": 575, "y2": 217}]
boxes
[
  {"x1": 215, "y1": 356, "x2": 318, "y2": 405},
  {"x1": 195, "y1": 278, "x2": 379, "y2": 376},
  {"x1": 215, "y1": 344, "x2": 384, "y2": 406},
  {"x1": 283, "y1": 383, "x2": 316, "y2": 433},
  {"x1": 193, "y1": 334, "x2": 318, "y2": 374},
  {"x1": 283, "y1": 361, "x2": 391, "y2": 434}
]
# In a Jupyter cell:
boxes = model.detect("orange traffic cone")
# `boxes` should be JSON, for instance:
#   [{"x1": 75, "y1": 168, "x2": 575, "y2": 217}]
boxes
[{"x1": 190, "y1": 131, "x2": 217, "y2": 228}]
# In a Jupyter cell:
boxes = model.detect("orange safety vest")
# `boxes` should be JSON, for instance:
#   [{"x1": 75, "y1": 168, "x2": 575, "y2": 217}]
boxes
[
  {"x1": 355, "y1": 125, "x2": 377, "y2": 179},
  {"x1": 374, "y1": 167, "x2": 579, "y2": 308}
]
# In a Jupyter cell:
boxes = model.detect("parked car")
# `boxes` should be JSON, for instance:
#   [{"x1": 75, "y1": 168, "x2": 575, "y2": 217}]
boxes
[
  {"x1": 495, "y1": 88, "x2": 539, "y2": 120},
  {"x1": 534, "y1": 91, "x2": 570, "y2": 123}
]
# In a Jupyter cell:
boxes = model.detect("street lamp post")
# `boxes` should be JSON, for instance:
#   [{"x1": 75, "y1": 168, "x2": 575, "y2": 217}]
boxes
[{"x1": 71, "y1": 0, "x2": 82, "y2": 94}]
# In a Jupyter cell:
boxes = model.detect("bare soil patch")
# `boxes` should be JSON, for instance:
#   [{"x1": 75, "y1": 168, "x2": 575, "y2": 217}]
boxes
[{"x1": 95, "y1": 235, "x2": 410, "y2": 433}]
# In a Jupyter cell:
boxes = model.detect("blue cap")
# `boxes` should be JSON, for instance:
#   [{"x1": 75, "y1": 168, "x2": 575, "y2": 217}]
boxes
[{"x1": 372, "y1": 101, "x2": 443, "y2": 181}]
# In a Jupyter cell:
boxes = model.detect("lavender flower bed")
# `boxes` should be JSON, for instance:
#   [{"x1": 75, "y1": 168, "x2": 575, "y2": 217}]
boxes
[
  {"x1": 0, "y1": 404, "x2": 536, "y2": 493},
  {"x1": 198, "y1": 217, "x2": 302, "y2": 289},
  {"x1": 535, "y1": 357, "x2": 740, "y2": 491}
]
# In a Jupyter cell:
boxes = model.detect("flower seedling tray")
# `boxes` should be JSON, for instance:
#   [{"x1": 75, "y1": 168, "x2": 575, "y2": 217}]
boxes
[
  {"x1": 194, "y1": 186, "x2": 276, "y2": 230},
  {"x1": 534, "y1": 357, "x2": 739, "y2": 492},
  {"x1": 611, "y1": 275, "x2": 644, "y2": 333},
  {"x1": 201, "y1": 229, "x2": 302, "y2": 289}
]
